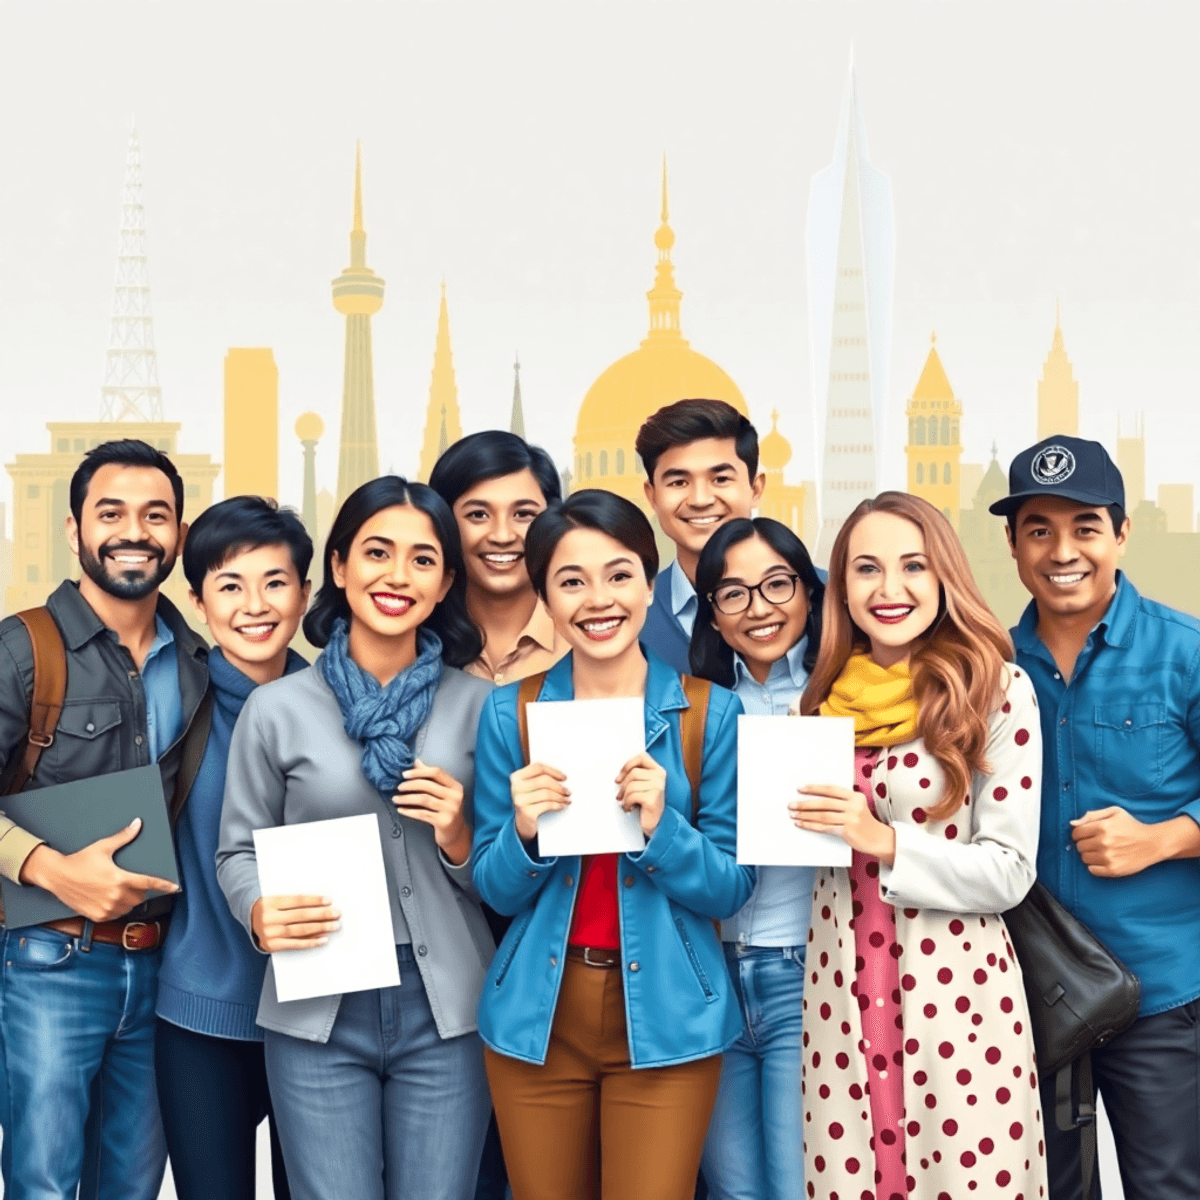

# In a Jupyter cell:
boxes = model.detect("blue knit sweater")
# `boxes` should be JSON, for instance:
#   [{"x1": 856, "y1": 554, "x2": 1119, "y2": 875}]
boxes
[{"x1": 156, "y1": 647, "x2": 308, "y2": 1041}]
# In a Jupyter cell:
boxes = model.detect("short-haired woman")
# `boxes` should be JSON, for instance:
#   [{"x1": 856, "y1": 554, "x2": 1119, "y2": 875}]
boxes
[
  {"x1": 794, "y1": 492, "x2": 1047, "y2": 1200},
  {"x1": 472, "y1": 489, "x2": 755, "y2": 1200},
  {"x1": 155, "y1": 495, "x2": 312, "y2": 1200},
  {"x1": 687, "y1": 517, "x2": 823, "y2": 1200},
  {"x1": 217, "y1": 477, "x2": 495, "y2": 1200}
]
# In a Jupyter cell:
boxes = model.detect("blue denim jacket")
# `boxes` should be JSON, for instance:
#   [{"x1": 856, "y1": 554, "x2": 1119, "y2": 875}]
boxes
[
  {"x1": 472, "y1": 650, "x2": 755, "y2": 1068},
  {"x1": 1013, "y1": 572, "x2": 1200, "y2": 1016}
]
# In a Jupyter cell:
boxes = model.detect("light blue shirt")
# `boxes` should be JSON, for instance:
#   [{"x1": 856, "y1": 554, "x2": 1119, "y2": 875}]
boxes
[
  {"x1": 140, "y1": 615, "x2": 183, "y2": 763},
  {"x1": 669, "y1": 559, "x2": 698, "y2": 639},
  {"x1": 722, "y1": 636, "x2": 816, "y2": 948}
]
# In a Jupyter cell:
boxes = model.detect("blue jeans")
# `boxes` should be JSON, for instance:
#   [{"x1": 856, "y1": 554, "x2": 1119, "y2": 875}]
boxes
[
  {"x1": 700, "y1": 944, "x2": 805, "y2": 1200},
  {"x1": 0, "y1": 926, "x2": 167, "y2": 1200},
  {"x1": 264, "y1": 943, "x2": 491, "y2": 1200}
]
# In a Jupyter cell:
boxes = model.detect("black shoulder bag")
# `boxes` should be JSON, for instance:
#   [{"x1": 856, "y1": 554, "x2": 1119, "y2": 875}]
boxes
[{"x1": 1004, "y1": 880, "x2": 1140, "y2": 1199}]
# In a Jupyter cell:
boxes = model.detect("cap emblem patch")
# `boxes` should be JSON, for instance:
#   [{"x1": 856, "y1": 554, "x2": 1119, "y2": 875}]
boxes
[{"x1": 1031, "y1": 445, "x2": 1076, "y2": 485}]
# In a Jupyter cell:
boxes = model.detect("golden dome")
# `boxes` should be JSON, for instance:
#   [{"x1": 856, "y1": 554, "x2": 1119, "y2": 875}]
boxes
[
  {"x1": 575, "y1": 341, "x2": 747, "y2": 446},
  {"x1": 759, "y1": 409, "x2": 792, "y2": 471},
  {"x1": 572, "y1": 159, "x2": 748, "y2": 505}
]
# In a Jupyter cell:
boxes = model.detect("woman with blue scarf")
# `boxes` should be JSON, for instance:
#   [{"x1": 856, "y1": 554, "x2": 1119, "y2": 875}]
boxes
[{"x1": 216, "y1": 477, "x2": 495, "y2": 1200}]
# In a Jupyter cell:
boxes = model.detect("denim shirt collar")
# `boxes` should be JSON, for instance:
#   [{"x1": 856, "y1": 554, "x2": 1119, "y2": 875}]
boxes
[
  {"x1": 1013, "y1": 570, "x2": 1136, "y2": 660},
  {"x1": 731, "y1": 634, "x2": 809, "y2": 693}
]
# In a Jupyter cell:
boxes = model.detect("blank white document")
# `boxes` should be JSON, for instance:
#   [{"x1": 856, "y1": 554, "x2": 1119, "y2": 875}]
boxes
[
  {"x1": 526, "y1": 697, "x2": 647, "y2": 857},
  {"x1": 253, "y1": 813, "x2": 400, "y2": 1002},
  {"x1": 737, "y1": 715, "x2": 854, "y2": 867}
]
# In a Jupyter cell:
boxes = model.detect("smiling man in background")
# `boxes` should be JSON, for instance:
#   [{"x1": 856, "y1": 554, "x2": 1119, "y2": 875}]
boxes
[
  {"x1": 635, "y1": 399, "x2": 766, "y2": 674},
  {"x1": 995, "y1": 434, "x2": 1200, "y2": 1199},
  {"x1": 0, "y1": 439, "x2": 209, "y2": 1200}
]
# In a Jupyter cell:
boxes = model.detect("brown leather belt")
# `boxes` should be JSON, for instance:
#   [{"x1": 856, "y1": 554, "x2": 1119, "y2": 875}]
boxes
[
  {"x1": 567, "y1": 944, "x2": 620, "y2": 969},
  {"x1": 42, "y1": 916, "x2": 167, "y2": 952}
]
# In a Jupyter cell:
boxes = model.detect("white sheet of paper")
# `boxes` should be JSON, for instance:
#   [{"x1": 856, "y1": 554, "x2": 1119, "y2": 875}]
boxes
[
  {"x1": 737, "y1": 715, "x2": 854, "y2": 867},
  {"x1": 253, "y1": 814, "x2": 400, "y2": 1003},
  {"x1": 526, "y1": 697, "x2": 647, "y2": 857}
]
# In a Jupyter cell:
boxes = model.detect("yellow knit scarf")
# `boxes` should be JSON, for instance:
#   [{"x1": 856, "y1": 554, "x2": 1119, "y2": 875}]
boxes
[{"x1": 819, "y1": 651, "x2": 920, "y2": 747}]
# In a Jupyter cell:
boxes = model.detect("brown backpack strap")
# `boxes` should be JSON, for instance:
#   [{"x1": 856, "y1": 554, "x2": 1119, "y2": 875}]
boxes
[
  {"x1": 168, "y1": 689, "x2": 214, "y2": 825},
  {"x1": 516, "y1": 671, "x2": 548, "y2": 764},
  {"x1": 678, "y1": 674, "x2": 711, "y2": 825},
  {"x1": 6, "y1": 608, "x2": 68, "y2": 795}
]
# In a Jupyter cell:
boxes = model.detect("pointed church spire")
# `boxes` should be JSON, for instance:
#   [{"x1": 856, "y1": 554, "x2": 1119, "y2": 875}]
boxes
[
  {"x1": 643, "y1": 155, "x2": 686, "y2": 345},
  {"x1": 510, "y1": 355, "x2": 526, "y2": 439},
  {"x1": 418, "y1": 281, "x2": 463, "y2": 481}
]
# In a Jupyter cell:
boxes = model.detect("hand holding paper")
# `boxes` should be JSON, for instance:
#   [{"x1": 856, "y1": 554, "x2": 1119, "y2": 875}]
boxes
[
  {"x1": 737, "y1": 715, "x2": 854, "y2": 867},
  {"x1": 253, "y1": 814, "x2": 400, "y2": 1003},
  {"x1": 525, "y1": 697, "x2": 646, "y2": 856}
]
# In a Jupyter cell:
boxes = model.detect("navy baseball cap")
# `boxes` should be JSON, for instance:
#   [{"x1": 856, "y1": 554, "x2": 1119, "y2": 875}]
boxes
[{"x1": 988, "y1": 435, "x2": 1125, "y2": 517}]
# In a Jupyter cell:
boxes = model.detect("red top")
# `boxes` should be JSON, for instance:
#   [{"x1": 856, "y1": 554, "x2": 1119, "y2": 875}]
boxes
[{"x1": 567, "y1": 854, "x2": 620, "y2": 949}]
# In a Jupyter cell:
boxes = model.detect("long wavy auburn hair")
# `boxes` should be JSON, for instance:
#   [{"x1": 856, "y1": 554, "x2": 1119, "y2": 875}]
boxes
[{"x1": 799, "y1": 492, "x2": 1014, "y2": 821}]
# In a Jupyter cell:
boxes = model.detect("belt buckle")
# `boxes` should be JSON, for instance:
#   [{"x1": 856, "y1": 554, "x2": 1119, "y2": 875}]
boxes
[
  {"x1": 121, "y1": 921, "x2": 153, "y2": 951},
  {"x1": 582, "y1": 946, "x2": 610, "y2": 968}
]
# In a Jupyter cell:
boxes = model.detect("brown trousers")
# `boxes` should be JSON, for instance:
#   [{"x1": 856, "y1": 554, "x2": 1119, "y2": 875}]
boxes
[{"x1": 484, "y1": 958, "x2": 723, "y2": 1200}]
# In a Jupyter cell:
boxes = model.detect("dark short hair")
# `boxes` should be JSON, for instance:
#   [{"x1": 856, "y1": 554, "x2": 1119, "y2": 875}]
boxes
[
  {"x1": 69, "y1": 439, "x2": 185, "y2": 524},
  {"x1": 634, "y1": 399, "x2": 759, "y2": 485},
  {"x1": 525, "y1": 489, "x2": 659, "y2": 599},
  {"x1": 182, "y1": 496, "x2": 314, "y2": 595},
  {"x1": 428, "y1": 430, "x2": 562, "y2": 510},
  {"x1": 689, "y1": 518, "x2": 825, "y2": 688},
  {"x1": 302, "y1": 475, "x2": 483, "y2": 667},
  {"x1": 1005, "y1": 501, "x2": 1127, "y2": 539}
]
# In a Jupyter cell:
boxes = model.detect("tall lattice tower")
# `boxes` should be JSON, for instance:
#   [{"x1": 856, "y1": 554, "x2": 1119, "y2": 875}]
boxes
[
  {"x1": 333, "y1": 143, "x2": 385, "y2": 504},
  {"x1": 100, "y1": 127, "x2": 163, "y2": 422},
  {"x1": 417, "y1": 282, "x2": 462, "y2": 481}
]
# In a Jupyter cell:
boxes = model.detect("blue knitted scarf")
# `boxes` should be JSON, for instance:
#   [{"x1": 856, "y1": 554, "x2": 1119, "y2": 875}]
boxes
[{"x1": 317, "y1": 618, "x2": 445, "y2": 793}]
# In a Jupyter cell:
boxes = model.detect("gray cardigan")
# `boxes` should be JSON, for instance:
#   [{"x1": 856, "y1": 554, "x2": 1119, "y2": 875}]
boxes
[{"x1": 216, "y1": 665, "x2": 496, "y2": 1044}]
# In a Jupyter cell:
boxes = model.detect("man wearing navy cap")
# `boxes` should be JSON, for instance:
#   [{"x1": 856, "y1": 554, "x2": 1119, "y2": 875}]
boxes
[{"x1": 995, "y1": 434, "x2": 1200, "y2": 1199}]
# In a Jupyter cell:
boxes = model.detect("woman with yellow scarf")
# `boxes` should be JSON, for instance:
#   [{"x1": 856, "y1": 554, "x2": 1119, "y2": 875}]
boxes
[{"x1": 793, "y1": 492, "x2": 1047, "y2": 1200}]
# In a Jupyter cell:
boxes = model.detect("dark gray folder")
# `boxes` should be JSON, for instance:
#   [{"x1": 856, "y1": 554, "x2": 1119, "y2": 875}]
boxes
[{"x1": 0, "y1": 764, "x2": 180, "y2": 929}]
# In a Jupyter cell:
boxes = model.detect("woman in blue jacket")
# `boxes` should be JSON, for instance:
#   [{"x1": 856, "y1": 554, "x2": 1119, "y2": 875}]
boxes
[{"x1": 472, "y1": 489, "x2": 754, "y2": 1200}]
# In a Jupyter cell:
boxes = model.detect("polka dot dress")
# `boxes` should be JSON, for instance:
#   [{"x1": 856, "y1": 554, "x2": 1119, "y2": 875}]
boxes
[{"x1": 802, "y1": 669, "x2": 1048, "y2": 1200}]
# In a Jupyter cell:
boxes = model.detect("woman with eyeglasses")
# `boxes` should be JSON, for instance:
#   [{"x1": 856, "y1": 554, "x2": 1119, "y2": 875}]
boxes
[{"x1": 687, "y1": 518, "x2": 824, "y2": 1200}]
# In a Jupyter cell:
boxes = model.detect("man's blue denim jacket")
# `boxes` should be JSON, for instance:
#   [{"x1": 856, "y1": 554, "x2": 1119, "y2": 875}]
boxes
[
  {"x1": 471, "y1": 649, "x2": 755, "y2": 1068},
  {"x1": 1013, "y1": 572, "x2": 1200, "y2": 1016}
]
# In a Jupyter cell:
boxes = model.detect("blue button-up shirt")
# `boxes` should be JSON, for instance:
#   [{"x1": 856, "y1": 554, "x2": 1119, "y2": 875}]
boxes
[
  {"x1": 1013, "y1": 572, "x2": 1200, "y2": 1016},
  {"x1": 722, "y1": 636, "x2": 815, "y2": 948},
  {"x1": 140, "y1": 615, "x2": 183, "y2": 764}
]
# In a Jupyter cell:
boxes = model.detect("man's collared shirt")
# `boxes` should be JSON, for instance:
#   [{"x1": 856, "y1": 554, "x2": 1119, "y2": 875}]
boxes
[
  {"x1": 669, "y1": 559, "x2": 698, "y2": 640},
  {"x1": 723, "y1": 636, "x2": 815, "y2": 948},
  {"x1": 141, "y1": 615, "x2": 183, "y2": 763},
  {"x1": 464, "y1": 599, "x2": 566, "y2": 686},
  {"x1": 1013, "y1": 571, "x2": 1200, "y2": 1016}
]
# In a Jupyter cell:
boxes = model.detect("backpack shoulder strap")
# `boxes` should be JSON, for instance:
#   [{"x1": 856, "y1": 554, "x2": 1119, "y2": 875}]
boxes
[
  {"x1": 168, "y1": 688, "x2": 214, "y2": 825},
  {"x1": 678, "y1": 674, "x2": 712, "y2": 825},
  {"x1": 5, "y1": 607, "x2": 68, "y2": 796},
  {"x1": 516, "y1": 671, "x2": 548, "y2": 765}
]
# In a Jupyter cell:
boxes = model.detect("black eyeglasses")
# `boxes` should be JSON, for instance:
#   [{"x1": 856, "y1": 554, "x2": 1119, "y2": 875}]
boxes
[{"x1": 710, "y1": 573, "x2": 802, "y2": 615}]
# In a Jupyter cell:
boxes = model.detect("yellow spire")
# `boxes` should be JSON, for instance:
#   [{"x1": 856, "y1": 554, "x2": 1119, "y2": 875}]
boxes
[
  {"x1": 644, "y1": 155, "x2": 685, "y2": 344},
  {"x1": 349, "y1": 141, "x2": 368, "y2": 269},
  {"x1": 418, "y1": 282, "x2": 463, "y2": 481},
  {"x1": 1038, "y1": 303, "x2": 1078, "y2": 438},
  {"x1": 912, "y1": 333, "x2": 955, "y2": 401}
]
